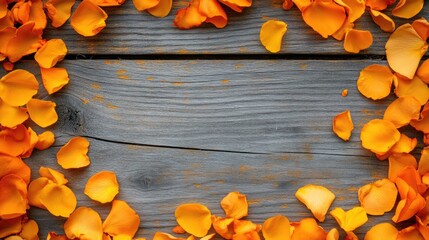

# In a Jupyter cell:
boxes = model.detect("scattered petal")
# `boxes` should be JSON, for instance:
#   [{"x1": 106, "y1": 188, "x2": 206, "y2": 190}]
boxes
[
  {"x1": 147, "y1": 0, "x2": 173, "y2": 17},
  {"x1": 383, "y1": 96, "x2": 421, "y2": 128},
  {"x1": 19, "y1": 219, "x2": 39, "y2": 240},
  {"x1": 28, "y1": 177, "x2": 49, "y2": 209},
  {"x1": 103, "y1": 200, "x2": 140, "y2": 239},
  {"x1": 4, "y1": 22, "x2": 43, "y2": 63},
  {"x1": 291, "y1": 218, "x2": 326, "y2": 240},
  {"x1": 370, "y1": 9, "x2": 395, "y2": 32},
  {"x1": 173, "y1": 0, "x2": 206, "y2": 29},
  {"x1": 45, "y1": 0, "x2": 76, "y2": 28},
  {"x1": 365, "y1": 223, "x2": 398, "y2": 240},
  {"x1": 39, "y1": 183, "x2": 77, "y2": 217},
  {"x1": 344, "y1": 29, "x2": 373, "y2": 53},
  {"x1": 358, "y1": 178, "x2": 398, "y2": 215},
  {"x1": 412, "y1": 18, "x2": 429, "y2": 41},
  {"x1": 326, "y1": 228, "x2": 339, "y2": 240},
  {"x1": 85, "y1": 171, "x2": 119, "y2": 203},
  {"x1": 220, "y1": 191, "x2": 248, "y2": 219},
  {"x1": 392, "y1": 0, "x2": 423, "y2": 19},
  {"x1": 27, "y1": 99, "x2": 58, "y2": 128},
  {"x1": 394, "y1": 74, "x2": 429, "y2": 105},
  {"x1": 35, "y1": 131, "x2": 55, "y2": 150},
  {"x1": 35, "y1": 39, "x2": 67, "y2": 68},
  {"x1": 262, "y1": 215, "x2": 290, "y2": 240},
  {"x1": 0, "y1": 174, "x2": 28, "y2": 219},
  {"x1": 0, "y1": 154, "x2": 31, "y2": 183},
  {"x1": 0, "y1": 69, "x2": 39, "y2": 107},
  {"x1": 0, "y1": 217, "x2": 22, "y2": 238},
  {"x1": 56, "y1": 137, "x2": 90, "y2": 169},
  {"x1": 388, "y1": 153, "x2": 417, "y2": 181},
  {"x1": 0, "y1": 99, "x2": 28, "y2": 128},
  {"x1": 40, "y1": 67, "x2": 70, "y2": 94},
  {"x1": 295, "y1": 184, "x2": 335, "y2": 222},
  {"x1": 39, "y1": 166, "x2": 68, "y2": 185},
  {"x1": 175, "y1": 203, "x2": 212, "y2": 237},
  {"x1": 260, "y1": 20, "x2": 287, "y2": 53},
  {"x1": 332, "y1": 110, "x2": 353, "y2": 141},
  {"x1": 360, "y1": 119, "x2": 400, "y2": 154},
  {"x1": 334, "y1": 0, "x2": 365, "y2": 23},
  {"x1": 212, "y1": 216, "x2": 234, "y2": 239},
  {"x1": 330, "y1": 207, "x2": 368, "y2": 232},
  {"x1": 64, "y1": 207, "x2": 103, "y2": 240},
  {"x1": 417, "y1": 59, "x2": 429, "y2": 84},
  {"x1": 356, "y1": 64, "x2": 393, "y2": 100},
  {"x1": 70, "y1": 0, "x2": 108, "y2": 37}
]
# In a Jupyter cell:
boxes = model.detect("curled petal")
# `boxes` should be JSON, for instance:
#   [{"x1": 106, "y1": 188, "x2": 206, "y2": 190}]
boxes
[
  {"x1": 295, "y1": 184, "x2": 335, "y2": 222},
  {"x1": 45, "y1": 0, "x2": 76, "y2": 28},
  {"x1": 291, "y1": 218, "x2": 326, "y2": 240},
  {"x1": 330, "y1": 207, "x2": 368, "y2": 232},
  {"x1": 147, "y1": 0, "x2": 173, "y2": 17},
  {"x1": 386, "y1": 23, "x2": 428, "y2": 79},
  {"x1": 397, "y1": 225, "x2": 425, "y2": 240},
  {"x1": 326, "y1": 228, "x2": 339, "y2": 240},
  {"x1": 39, "y1": 183, "x2": 77, "y2": 217},
  {"x1": 29, "y1": 0, "x2": 47, "y2": 29},
  {"x1": 35, "y1": 39, "x2": 67, "y2": 68},
  {"x1": 89, "y1": 0, "x2": 125, "y2": 6},
  {"x1": 419, "y1": 147, "x2": 429, "y2": 176},
  {"x1": 360, "y1": 119, "x2": 400, "y2": 154},
  {"x1": 64, "y1": 207, "x2": 103, "y2": 240},
  {"x1": 392, "y1": 178, "x2": 426, "y2": 222},
  {"x1": 392, "y1": 0, "x2": 423, "y2": 19},
  {"x1": 56, "y1": 137, "x2": 90, "y2": 169},
  {"x1": 262, "y1": 215, "x2": 290, "y2": 240},
  {"x1": 358, "y1": 178, "x2": 398, "y2": 215},
  {"x1": 233, "y1": 219, "x2": 261, "y2": 235},
  {"x1": 0, "y1": 155, "x2": 31, "y2": 183},
  {"x1": 376, "y1": 133, "x2": 417, "y2": 160},
  {"x1": 0, "y1": 99, "x2": 28, "y2": 128},
  {"x1": 35, "y1": 131, "x2": 55, "y2": 150},
  {"x1": 217, "y1": 0, "x2": 251, "y2": 12},
  {"x1": 132, "y1": 0, "x2": 159, "y2": 11},
  {"x1": 212, "y1": 216, "x2": 234, "y2": 239},
  {"x1": 397, "y1": 166, "x2": 427, "y2": 195},
  {"x1": 39, "y1": 166, "x2": 68, "y2": 185},
  {"x1": 332, "y1": 110, "x2": 353, "y2": 141},
  {"x1": 0, "y1": 124, "x2": 32, "y2": 157},
  {"x1": 412, "y1": 18, "x2": 429, "y2": 41},
  {"x1": 383, "y1": 96, "x2": 420, "y2": 128},
  {"x1": 70, "y1": 0, "x2": 108, "y2": 37},
  {"x1": 28, "y1": 177, "x2": 49, "y2": 208},
  {"x1": 40, "y1": 67, "x2": 70, "y2": 94},
  {"x1": 370, "y1": 9, "x2": 395, "y2": 32},
  {"x1": 344, "y1": 29, "x2": 373, "y2": 53},
  {"x1": 0, "y1": 69, "x2": 38, "y2": 107},
  {"x1": 5, "y1": 22, "x2": 43, "y2": 63},
  {"x1": 365, "y1": 223, "x2": 398, "y2": 240},
  {"x1": 388, "y1": 153, "x2": 417, "y2": 182},
  {"x1": 103, "y1": 200, "x2": 140, "y2": 238},
  {"x1": 0, "y1": 217, "x2": 22, "y2": 238},
  {"x1": 19, "y1": 219, "x2": 39, "y2": 240},
  {"x1": 220, "y1": 191, "x2": 248, "y2": 219},
  {"x1": 0, "y1": 174, "x2": 28, "y2": 219},
  {"x1": 260, "y1": 20, "x2": 287, "y2": 53},
  {"x1": 417, "y1": 59, "x2": 429, "y2": 84},
  {"x1": 0, "y1": 27, "x2": 15, "y2": 58},
  {"x1": 365, "y1": 0, "x2": 389, "y2": 10},
  {"x1": 301, "y1": 0, "x2": 346, "y2": 38},
  {"x1": 356, "y1": 64, "x2": 393, "y2": 100},
  {"x1": 394, "y1": 74, "x2": 429, "y2": 105},
  {"x1": 332, "y1": 21, "x2": 354, "y2": 41},
  {"x1": 27, "y1": 99, "x2": 58, "y2": 128},
  {"x1": 198, "y1": 0, "x2": 227, "y2": 28},
  {"x1": 173, "y1": 0, "x2": 206, "y2": 30},
  {"x1": 84, "y1": 171, "x2": 119, "y2": 203},
  {"x1": 175, "y1": 203, "x2": 212, "y2": 237},
  {"x1": 291, "y1": 0, "x2": 311, "y2": 11},
  {"x1": 334, "y1": 0, "x2": 365, "y2": 23}
]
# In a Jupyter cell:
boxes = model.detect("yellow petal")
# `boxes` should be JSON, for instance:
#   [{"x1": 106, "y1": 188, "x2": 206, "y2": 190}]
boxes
[
  {"x1": 103, "y1": 200, "x2": 140, "y2": 239},
  {"x1": 34, "y1": 39, "x2": 67, "y2": 68},
  {"x1": 39, "y1": 166, "x2": 68, "y2": 185},
  {"x1": 70, "y1": 0, "x2": 108, "y2": 37},
  {"x1": 332, "y1": 110, "x2": 353, "y2": 141},
  {"x1": 0, "y1": 99, "x2": 28, "y2": 128},
  {"x1": 147, "y1": 0, "x2": 173, "y2": 17},
  {"x1": 64, "y1": 207, "x2": 103, "y2": 240},
  {"x1": 260, "y1": 20, "x2": 287, "y2": 53},
  {"x1": 392, "y1": 0, "x2": 423, "y2": 19},
  {"x1": 84, "y1": 171, "x2": 119, "y2": 203},
  {"x1": 356, "y1": 64, "x2": 393, "y2": 100},
  {"x1": 370, "y1": 9, "x2": 395, "y2": 32},
  {"x1": 175, "y1": 203, "x2": 212, "y2": 237},
  {"x1": 19, "y1": 219, "x2": 39, "y2": 240},
  {"x1": 39, "y1": 182, "x2": 77, "y2": 217},
  {"x1": 295, "y1": 184, "x2": 335, "y2": 222},
  {"x1": 35, "y1": 131, "x2": 55, "y2": 150},
  {"x1": 360, "y1": 119, "x2": 400, "y2": 154},
  {"x1": 262, "y1": 215, "x2": 291, "y2": 240},
  {"x1": 0, "y1": 174, "x2": 28, "y2": 219},
  {"x1": 386, "y1": 23, "x2": 428, "y2": 79},
  {"x1": 45, "y1": 0, "x2": 76, "y2": 28},
  {"x1": 27, "y1": 99, "x2": 58, "y2": 128},
  {"x1": 330, "y1": 207, "x2": 368, "y2": 232},
  {"x1": 383, "y1": 96, "x2": 421, "y2": 128},
  {"x1": 358, "y1": 178, "x2": 398, "y2": 215},
  {"x1": 365, "y1": 223, "x2": 398, "y2": 240},
  {"x1": 301, "y1": 0, "x2": 346, "y2": 38},
  {"x1": 0, "y1": 69, "x2": 38, "y2": 107},
  {"x1": 56, "y1": 137, "x2": 90, "y2": 169},
  {"x1": 220, "y1": 191, "x2": 248, "y2": 219},
  {"x1": 394, "y1": 74, "x2": 429, "y2": 105}
]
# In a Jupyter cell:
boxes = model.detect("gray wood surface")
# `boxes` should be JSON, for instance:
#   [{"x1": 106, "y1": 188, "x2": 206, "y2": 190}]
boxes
[
  {"x1": 44, "y1": 1, "x2": 428, "y2": 55},
  {"x1": 7, "y1": 59, "x2": 412, "y2": 238}
]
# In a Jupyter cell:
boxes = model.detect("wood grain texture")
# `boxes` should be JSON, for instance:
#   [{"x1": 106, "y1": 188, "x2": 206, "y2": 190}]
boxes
[
  {"x1": 7, "y1": 59, "x2": 416, "y2": 238},
  {"x1": 44, "y1": 1, "x2": 429, "y2": 55}
]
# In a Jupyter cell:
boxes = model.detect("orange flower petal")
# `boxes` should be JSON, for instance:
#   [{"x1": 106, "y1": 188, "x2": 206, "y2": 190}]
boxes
[
  {"x1": 392, "y1": 0, "x2": 423, "y2": 19},
  {"x1": 301, "y1": 0, "x2": 346, "y2": 38},
  {"x1": 35, "y1": 131, "x2": 55, "y2": 150},
  {"x1": 84, "y1": 171, "x2": 119, "y2": 203},
  {"x1": 0, "y1": 125, "x2": 31, "y2": 157},
  {"x1": 417, "y1": 59, "x2": 429, "y2": 84},
  {"x1": 365, "y1": 223, "x2": 398, "y2": 240},
  {"x1": 0, "y1": 69, "x2": 38, "y2": 107},
  {"x1": 291, "y1": 218, "x2": 326, "y2": 240},
  {"x1": 29, "y1": 0, "x2": 47, "y2": 30},
  {"x1": 356, "y1": 64, "x2": 393, "y2": 100},
  {"x1": 419, "y1": 147, "x2": 429, "y2": 176},
  {"x1": 147, "y1": 0, "x2": 173, "y2": 17},
  {"x1": 397, "y1": 166, "x2": 427, "y2": 195},
  {"x1": 89, "y1": 0, "x2": 125, "y2": 6},
  {"x1": 0, "y1": 217, "x2": 22, "y2": 238},
  {"x1": 261, "y1": 215, "x2": 290, "y2": 240},
  {"x1": 28, "y1": 177, "x2": 49, "y2": 209},
  {"x1": 332, "y1": 21, "x2": 354, "y2": 41},
  {"x1": 330, "y1": 207, "x2": 368, "y2": 232},
  {"x1": 283, "y1": 0, "x2": 293, "y2": 10},
  {"x1": 0, "y1": 174, "x2": 28, "y2": 219},
  {"x1": 360, "y1": 119, "x2": 400, "y2": 154},
  {"x1": 212, "y1": 216, "x2": 234, "y2": 239},
  {"x1": 295, "y1": 184, "x2": 335, "y2": 222},
  {"x1": 103, "y1": 200, "x2": 140, "y2": 238},
  {"x1": 397, "y1": 225, "x2": 425, "y2": 240},
  {"x1": 0, "y1": 99, "x2": 28, "y2": 128},
  {"x1": 56, "y1": 137, "x2": 90, "y2": 169},
  {"x1": 200, "y1": 233, "x2": 215, "y2": 240},
  {"x1": 217, "y1": 0, "x2": 251, "y2": 12},
  {"x1": 232, "y1": 231, "x2": 260, "y2": 240},
  {"x1": 383, "y1": 96, "x2": 420, "y2": 128},
  {"x1": 64, "y1": 207, "x2": 103, "y2": 240},
  {"x1": 39, "y1": 182, "x2": 77, "y2": 217},
  {"x1": 326, "y1": 228, "x2": 339, "y2": 240},
  {"x1": 172, "y1": 225, "x2": 185, "y2": 234},
  {"x1": 386, "y1": 23, "x2": 428, "y2": 79},
  {"x1": 412, "y1": 18, "x2": 429, "y2": 41},
  {"x1": 45, "y1": 0, "x2": 76, "y2": 28},
  {"x1": 132, "y1": 0, "x2": 159, "y2": 11},
  {"x1": 394, "y1": 74, "x2": 429, "y2": 105},
  {"x1": 376, "y1": 133, "x2": 417, "y2": 160},
  {"x1": 0, "y1": 26, "x2": 15, "y2": 59},
  {"x1": 26, "y1": 99, "x2": 58, "y2": 128},
  {"x1": 344, "y1": 29, "x2": 373, "y2": 53},
  {"x1": 388, "y1": 153, "x2": 417, "y2": 181},
  {"x1": 173, "y1": 0, "x2": 206, "y2": 30},
  {"x1": 358, "y1": 178, "x2": 398, "y2": 215},
  {"x1": 19, "y1": 219, "x2": 39, "y2": 240},
  {"x1": 370, "y1": 9, "x2": 395, "y2": 32},
  {"x1": 175, "y1": 203, "x2": 212, "y2": 237},
  {"x1": 220, "y1": 191, "x2": 248, "y2": 219},
  {"x1": 21, "y1": 127, "x2": 39, "y2": 158},
  {"x1": 47, "y1": 232, "x2": 70, "y2": 240},
  {"x1": 0, "y1": 154, "x2": 31, "y2": 183},
  {"x1": 365, "y1": 0, "x2": 389, "y2": 10},
  {"x1": 198, "y1": 0, "x2": 227, "y2": 28},
  {"x1": 39, "y1": 166, "x2": 68, "y2": 185},
  {"x1": 392, "y1": 178, "x2": 426, "y2": 222},
  {"x1": 291, "y1": 0, "x2": 311, "y2": 11},
  {"x1": 34, "y1": 39, "x2": 67, "y2": 68},
  {"x1": 40, "y1": 67, "x2": 70, "y2": 94},
  {"x1": 153, "y1": 232, "x2": 186, "y2": 240},
  {"x1": 233, "y1": 219, "x2": 261, "y2": 235},
  {"x1": 260, "y1": 20, "x2": 287, "y2": 53},
  {"x1": 70, "y1": 0, "x2": 108, "y2": 37},
  {"x1": 4, "y1": 22, "x2": 43, "y2": 63},
  {"x1": 332, "y1": 110, "x2": 353, "y2": 141},
  {"x1": 334, "y1": 0, "x2": 365, "y2": 23}
]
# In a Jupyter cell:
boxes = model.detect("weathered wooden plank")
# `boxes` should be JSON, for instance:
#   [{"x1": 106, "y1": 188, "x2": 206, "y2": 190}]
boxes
[{"x1": 43, "y1": 1, "x2": 429, "y2": 55}]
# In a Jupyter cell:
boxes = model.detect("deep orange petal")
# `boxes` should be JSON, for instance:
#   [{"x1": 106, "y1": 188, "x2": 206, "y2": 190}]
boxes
[
  {"x1": 290, "y1": 218, "x2": 326, "y2": 240},
  {"x1": 45, "y1": 0, "x2": 76, "y2": 28},
  {"x1": 262, "y1": 215, "x2": 290, "y2": 240},
  {"x1": 220, "y1": 191, "x2": 248, "y2": 219},
  {"x1": 64, "y1": 207, "x2": 103, "y2": 240},
  {"x1": 412, "y1": 18, "x2": 429, "y2": 41},
  {"x1": 56, "y1": 137, "x2": 90, "y2": 169},
  {"x1": 388, "y1": 153, "x2": 417, "y2": 181},
  {"x1": 365, "y1": 223, "x2": 398, "y2": 240},
  {"x1": 199, "y1": 0, "x2": 227, "y2": 28},
  {"x1": 173, "y1": 0, "x2": 206, "y2": 30},
  {"x1": 212, "y1": 216, "x2": 234, "y2": 239},
  {"x1": 0, "y1": 174, "x2": 28, "y2": 219},
  {"x1": 0, "y1": 217, "x2": 22, "y2": 238},
  {"x1": 370, "y1": 9, "x2": 395, "y2": 32},
  {"x1": 103, "y1": 200, "x2": 140, "y2": 239},
  {"x1": 4, "y1": 22, "x2": 43, "y2": 63},
  {"x1": 332, "y1": 110, "x2": 353, "y2": 141},
  {"x1": 34, "y1": 39, "x2": 67, "y2": 68},
  {"x1": 0, "y1": 69, "x2": 38, "y2": 107},
  {"x1": 19, "y1": 219, "x2": 39, "y2": 240},
  {"x1": 0, "y1": 99, "x2": 28, "y2": 128},
  {"x1": 70, "y1": 0, "x2": 108, "y2": 37},
  {"x1": 383, "y1": 96, "x2": 420, "y2": 128}
]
